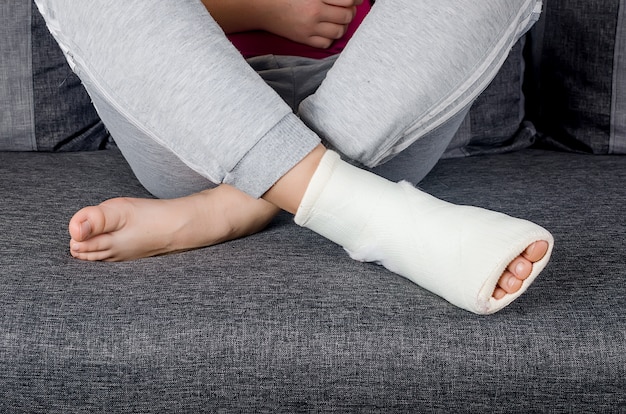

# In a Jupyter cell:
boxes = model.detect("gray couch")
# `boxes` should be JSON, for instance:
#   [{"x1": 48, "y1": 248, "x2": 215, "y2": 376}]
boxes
[{"x1": 2, "y1": 2, "x2": 625, "y2": 412}]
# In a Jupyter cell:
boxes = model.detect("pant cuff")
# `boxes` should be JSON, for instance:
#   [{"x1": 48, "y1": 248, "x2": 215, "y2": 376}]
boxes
[{"x1": 223, "y1": 113, "x2": 321, "y2": 198}]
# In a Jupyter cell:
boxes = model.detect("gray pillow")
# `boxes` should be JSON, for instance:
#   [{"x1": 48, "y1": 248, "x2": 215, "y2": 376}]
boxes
[
  {"x1": 528, "y1": 0, "x2": 626, "y2": 154},
  {"x1": 444, "y1": 38, "x2": 536, "y2": 158},
  {"x1": 0, "y1": 2, "x2": 110, "y2": 151}
]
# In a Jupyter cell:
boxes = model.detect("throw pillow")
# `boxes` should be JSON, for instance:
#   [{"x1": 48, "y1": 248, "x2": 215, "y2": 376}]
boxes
[
  {"x1": 528, "y1": 0, "x2": 626, "y2": 153},
  {"x1": 0, "y1": 1, "x2": 110, "y2": 151}
]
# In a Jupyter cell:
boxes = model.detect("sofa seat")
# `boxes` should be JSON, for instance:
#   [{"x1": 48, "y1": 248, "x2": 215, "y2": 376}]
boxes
[{"x1": 0, "y1": 148, "x2": 624, "y2": 412}]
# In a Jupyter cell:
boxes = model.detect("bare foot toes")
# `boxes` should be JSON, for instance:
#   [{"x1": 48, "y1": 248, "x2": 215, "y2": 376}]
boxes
[
  {"x1": 68, "y1": 214, "x2": 93, "y2": 242},
  {"x1": 492, "y1": 241, "x2": 550, "y2": 300},
  {"x1": 68, "y1": 185, "x2": 279, "y2": 261}
]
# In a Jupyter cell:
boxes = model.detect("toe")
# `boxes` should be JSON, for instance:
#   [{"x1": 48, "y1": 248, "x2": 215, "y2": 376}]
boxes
[
  {"x1": 522, "y1": 240, "x2": 550, "y2": 263},
  {"x1": 71, "y1": 248, "x2": 115, "y2": 262},
  {"x1": 68, "y1": 200, "x2": 127, "y2": 242},
  {"x1": 493, "y1": 286, "x2": 507, "y2": 300},
  {"x1": 68, "y1": 213, "x2": 93, "y2": 242},
  {"x1": 492, "y1": 240, "x2": 551, "y2": 300},
  {"x1": 68, "y1": 206, "x2": 104, "y2": 242},
  {"x1": 70, "y1": 234, "x2": 113, "y2": 255},
  {"x1": 497, "y1": 270, "x2": 523, "y2": 295},
  {"x1": 507, "y1": 256, "x2": 533, "y2": 280}
]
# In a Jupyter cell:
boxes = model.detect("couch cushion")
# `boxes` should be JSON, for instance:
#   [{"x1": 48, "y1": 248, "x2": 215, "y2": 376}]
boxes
[
  {"x1": 0, "y1": 149, "x2": 624, "y2": 412},
  {"x1": 528, "y1": 0, "x2": 626, "y2": 153},
  {"x1": 0, "y1": 2, "x2": 109, "y2": 151}
]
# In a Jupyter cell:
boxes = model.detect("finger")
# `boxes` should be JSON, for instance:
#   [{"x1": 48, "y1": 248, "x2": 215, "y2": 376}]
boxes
[
  {"x1": 311, "y1": 21, "x2": 349, "y2": 41},
  {"x1": 318, "y1": 4, "x2": 357, "y2": 25},
  {"x1": 324, "y1": 0, "x2": 364, "y2": 7},
  {"x1": 306, "y1": 36, "x2": 335, "y2": 49}
]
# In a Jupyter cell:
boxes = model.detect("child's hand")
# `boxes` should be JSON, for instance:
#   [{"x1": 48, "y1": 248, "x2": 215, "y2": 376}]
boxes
[{"x1": 261, "y1": 0, "x2": 364, "y2": 48}]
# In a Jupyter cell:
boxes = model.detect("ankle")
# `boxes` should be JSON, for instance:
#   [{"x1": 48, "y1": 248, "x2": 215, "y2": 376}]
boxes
[{"x1": 262, "y1": 144, "x2": 326, "y2": 214}]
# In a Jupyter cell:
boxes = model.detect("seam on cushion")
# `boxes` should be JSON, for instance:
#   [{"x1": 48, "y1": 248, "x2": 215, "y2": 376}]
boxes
[
  {"x1": 27, "y1": 0, "x2": 37, "y2": 150},
  {"x1": 610, "y1": 0, "x2": 626, "y2": 153},
  {"x1": 0, "y1": 2, "x2": 37, "y2": 150}
]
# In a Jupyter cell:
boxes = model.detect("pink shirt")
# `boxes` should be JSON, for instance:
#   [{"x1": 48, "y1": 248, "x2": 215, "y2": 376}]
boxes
[{"x1": 227, "y1": 2, "x2": 371, "y2": 59}]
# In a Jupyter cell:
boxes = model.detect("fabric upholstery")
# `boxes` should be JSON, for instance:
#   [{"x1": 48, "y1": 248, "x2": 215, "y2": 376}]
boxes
[
  {"x1": 0, "y1": 2, "x2": 109, "y2": 151},
  {"x1": 1, "y1": 1, "x2": 625, "y2": 411},
  {"x1": 0, "y1": 1, "x2": 35, "y2": 150},
  {"x1": 0, "y1": 149, "x2": 624, "y2": 412},
  {"x1": 528, "y1": 0, "x2": 626, "y2": 153}
]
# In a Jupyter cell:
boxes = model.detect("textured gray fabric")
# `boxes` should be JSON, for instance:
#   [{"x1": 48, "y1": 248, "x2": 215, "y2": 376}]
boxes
[
  {"x1": 248, "y1": 40, "x2": 530, "y2": 184},
  {"x1": 0, "y1": 1, "x2": 110, "y2": 151},
  {"x1": 299, "y1": 0, "x2": 542, "y2": 167},
  {"x1": 611, "y1": 0, "x2": 626, "y2": 153},
  {"x1": 247, "y1": 55, "x2": 338, "y2": 113},
  {"x1": 1, "y1": 149, "x2": 625, "y2": 412},
  {"x1": 249, "y1": 54, "x2": 466, "y2": 185},
  {"x1": 30, "y1": 4, "x2": 110, "y2": 151},
  {"x1": 249, "y1": 38, "x2": 535, "y2": 164},
  {"x1": 530, "y1": 0, "x2": 626, "y2": 154},
  {"x1": 0, "y1": 2, "x2": 35, "y2": 150}
]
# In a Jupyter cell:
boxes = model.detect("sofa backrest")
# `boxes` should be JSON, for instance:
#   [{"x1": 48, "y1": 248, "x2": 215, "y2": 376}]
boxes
[
  {"x1": 0, "y1": 1, "x2": 109, "y2": 151},
  {"x1": 1, "y1": 1, "x2": 624, "y2": 155},
  {"x1": 527, "y1": 0, "x2": 626, "y2": 154}
]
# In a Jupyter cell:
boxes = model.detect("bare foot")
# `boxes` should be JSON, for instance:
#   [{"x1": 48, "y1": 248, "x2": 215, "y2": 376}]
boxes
[
  {"x1": 493, "y1": 240, "x2": 549, "y2": 299},
  {"x1": 68, "y1": 185, "x2": 279, "y2": 261}
]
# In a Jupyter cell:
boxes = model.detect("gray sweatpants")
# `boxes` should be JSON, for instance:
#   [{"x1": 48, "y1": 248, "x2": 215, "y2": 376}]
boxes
[{"x1": 34, "y1": 0, "x2": 542, "y2": 199}]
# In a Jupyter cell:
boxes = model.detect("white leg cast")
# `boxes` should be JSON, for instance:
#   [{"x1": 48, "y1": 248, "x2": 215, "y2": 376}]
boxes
[{"x1": 295, "y1": 151, "x2": 554, "y2": 314}]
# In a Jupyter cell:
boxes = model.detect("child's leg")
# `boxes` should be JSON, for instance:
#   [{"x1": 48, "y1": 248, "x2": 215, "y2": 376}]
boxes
[
  {"x1": 299, "y1": 0, "x2": 542, "y2": 169},
  {"x1": 34, "y1": 0, "x2": 320, "y2": 199},
  {"x1": 33, "y1": 0, "x2": 305, "y2": 257},
  {"x1": 367, "y1": 106, "x2": 471, "y2": 185}
]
